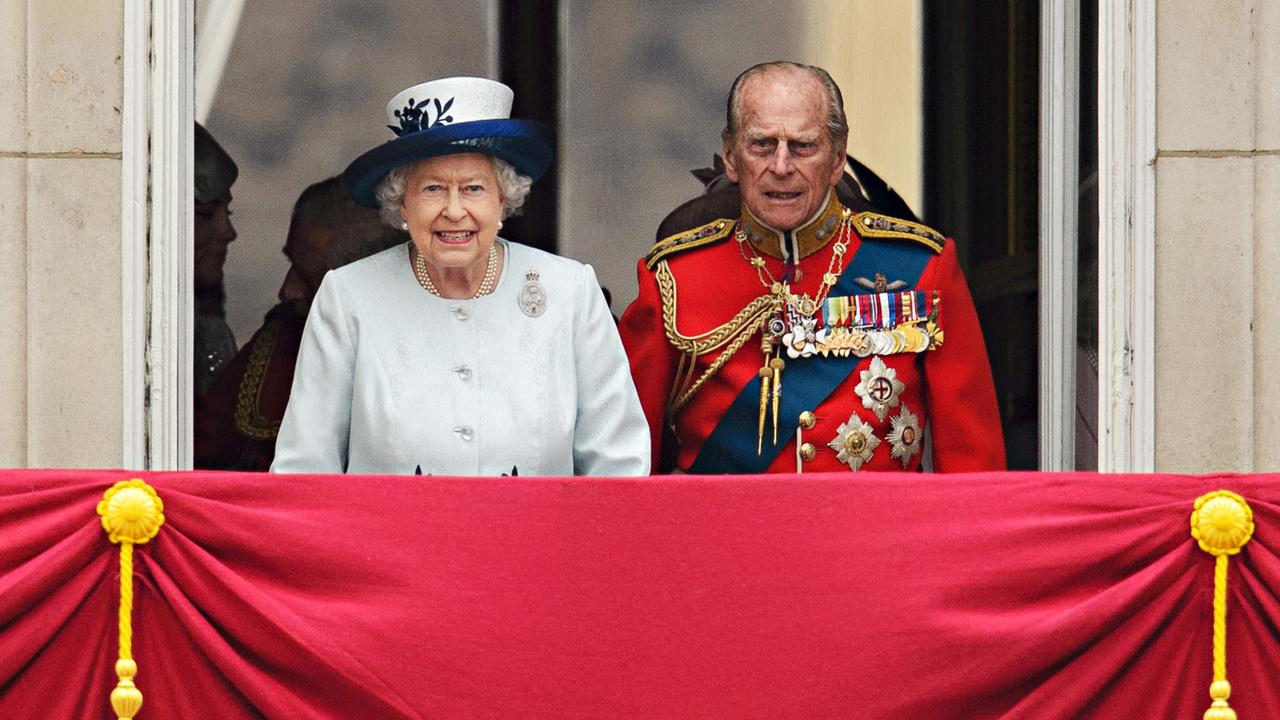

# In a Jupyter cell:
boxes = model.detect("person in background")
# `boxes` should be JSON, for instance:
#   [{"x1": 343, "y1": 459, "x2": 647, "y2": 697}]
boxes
[
  {"x1": 194, "y1": 177, "x2": 407, "y2": 471},
  {"x1": 193, "y1": 122, "x2": 240, "y2": 394},
  {"x1": 619, "y1": 61, "x2": 1005, "y2": 474},
  {"x1": 271, "y1": 76, "x2": 649, "y2": 476}
]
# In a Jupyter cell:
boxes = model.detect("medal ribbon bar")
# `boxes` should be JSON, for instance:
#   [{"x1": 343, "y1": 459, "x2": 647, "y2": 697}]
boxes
[{"x1": 824, "y1": 291, "x2": 934, "y2": 331}]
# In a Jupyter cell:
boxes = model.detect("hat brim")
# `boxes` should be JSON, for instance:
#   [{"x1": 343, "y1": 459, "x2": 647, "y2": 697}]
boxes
[{"x1": 341, "y1": 118, "x2": 555, "y2": 208}]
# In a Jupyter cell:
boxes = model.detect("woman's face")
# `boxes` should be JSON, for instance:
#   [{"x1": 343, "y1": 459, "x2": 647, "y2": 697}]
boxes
[
  {"x1": 194, "y1": 192, "x2": 237, "y2": 290},
  {"x1": 399, "y1": 153, "x2": 503, "y2": 274}
]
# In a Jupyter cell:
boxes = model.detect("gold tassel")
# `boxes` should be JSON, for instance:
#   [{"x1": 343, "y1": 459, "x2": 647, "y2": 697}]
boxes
[
  {"x1": 770, "y1": 356, "x2": 785, "y2": 446},
  {"x1": 756, "y1": 367, "x2": 770, "y2": 455},
  {"x1": 97, "y1": 479, "x2": 166, "y2": 720},
  {"x1": 756, "y1": 333, "x2": 775, "y2": 455},
  {"x1": 1190, "y1": 490, "x2": 1255, "y2": 720}
]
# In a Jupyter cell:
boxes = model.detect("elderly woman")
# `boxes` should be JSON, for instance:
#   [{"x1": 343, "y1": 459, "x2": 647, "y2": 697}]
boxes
[{"x1": 272, "y1": 77, "x2": 650, "y2": 476}]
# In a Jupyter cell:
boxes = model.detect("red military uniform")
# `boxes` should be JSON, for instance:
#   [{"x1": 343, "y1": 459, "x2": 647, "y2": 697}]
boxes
[
  {"x1": 194, "y1": 302, "x2": 307, "y2": 471},
  {"x1": 619, "y1": 193, "x2": 1005, "y2": 474}
]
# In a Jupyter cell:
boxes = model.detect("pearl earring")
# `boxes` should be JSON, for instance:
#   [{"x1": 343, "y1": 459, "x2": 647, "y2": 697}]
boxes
[
  {"x1": 401, "y1": 221, "x2": 408, "y2": 231},
  {"x1": 498, "y1": 220, "x2": 504, "y2": 230}
]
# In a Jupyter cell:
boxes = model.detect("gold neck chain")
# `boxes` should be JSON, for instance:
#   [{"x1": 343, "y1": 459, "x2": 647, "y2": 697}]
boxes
[
  {"x1": 735, "y1": 209, "x2": 853, "y2": 456},
  {"x1": 734, "y1": 209, "x2": 853, "y2": 316},
  {"x1": 410, "y1": 242, "x2": 499, "y2": 299}
]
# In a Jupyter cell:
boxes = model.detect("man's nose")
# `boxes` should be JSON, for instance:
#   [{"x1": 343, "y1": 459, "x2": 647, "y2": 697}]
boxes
[
  {"x1": 769, "y1": 144, "x2": 794, "y2": 175},
  {"x1": 278, "y1": 266, "x2": 306, "y2": 303}
]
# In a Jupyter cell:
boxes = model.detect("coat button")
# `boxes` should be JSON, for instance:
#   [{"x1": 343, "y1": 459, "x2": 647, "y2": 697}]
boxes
[
  {"x1": 453, "y1": 426, "x2": 474, "y2": 441},
  {"x1": 453, "y1": 365, "x2": 472, "y2": 380},
  {"x1": 799, "y1": 443, "x2": 816, "y2": 462},
  {"x1": 452, "y1": 307, "x2": 470, "y2": 321},
  {"x1": 798, "y1": 411, "x2": 817, "y2": 430}
]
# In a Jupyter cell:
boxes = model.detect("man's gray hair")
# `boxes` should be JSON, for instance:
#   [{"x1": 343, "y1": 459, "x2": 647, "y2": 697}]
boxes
[
  {"x1": 722, "y1": 61, "x2": 849, "y2": 146},
  {"x1": 373, "y1": 155, "x2": 533, "y2": 228}
]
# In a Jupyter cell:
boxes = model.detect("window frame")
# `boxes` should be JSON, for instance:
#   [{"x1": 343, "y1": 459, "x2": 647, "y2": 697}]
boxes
[
  {"x1": 1040, "y1": 0, "x2": 1155, "y2": 472},
  {"x1": 127, "y1": 0, "x2": 1158, "y2": 472}
]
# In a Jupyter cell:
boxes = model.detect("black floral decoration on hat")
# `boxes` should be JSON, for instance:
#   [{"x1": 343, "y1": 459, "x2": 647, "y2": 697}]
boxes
[{"x1": 389, "y1": 97, "x2": 455, "y2": 137}]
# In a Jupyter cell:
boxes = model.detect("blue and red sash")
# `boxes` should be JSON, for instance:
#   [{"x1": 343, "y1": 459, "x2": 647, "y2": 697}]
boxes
[{"x1": 686, "y1": 237, "x2": 936, "y2": 474}]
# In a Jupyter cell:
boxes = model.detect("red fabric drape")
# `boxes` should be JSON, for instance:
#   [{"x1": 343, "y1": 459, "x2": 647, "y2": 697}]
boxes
[{"x1": 0, "y1": 470, "x2": 1277, "y2": 719}]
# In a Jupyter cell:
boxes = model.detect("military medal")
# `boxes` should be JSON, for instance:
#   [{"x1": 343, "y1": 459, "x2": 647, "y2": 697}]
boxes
[
  {"x1": 855, "y1": 356, "x2": 904, "y2": 421},
  {"x1": 887, "y1": 404, "x2": 922, "y2": 468},
  {"x1": 518, "y1": 268, "x2": 546, "y2": 317},
  {"x1": 828, "y1": 414, "x2": 879, "y2": 471},
  {"x1": 814, "y1": 290, "x2": 944, "y2": 358},
  {"x1": 783, "y1": 314, "x2": 823, "y2": 358}
]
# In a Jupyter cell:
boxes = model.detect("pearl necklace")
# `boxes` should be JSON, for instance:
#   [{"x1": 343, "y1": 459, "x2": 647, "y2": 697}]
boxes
[{"x1": 410, "y1": 242, "x2": 499, "y2": 299}]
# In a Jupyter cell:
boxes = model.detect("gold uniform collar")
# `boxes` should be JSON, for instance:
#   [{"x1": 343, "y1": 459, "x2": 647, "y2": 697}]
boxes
[{"x1": 740, "y1": 190, "x2": 844, "y2": 261}]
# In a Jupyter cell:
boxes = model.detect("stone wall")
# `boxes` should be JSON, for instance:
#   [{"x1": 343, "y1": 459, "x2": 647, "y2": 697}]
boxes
[
  {"x1": 0, "y1": 0, "x2": 124, "y2": 467},
  {"x1": 1154, "y1": 0, "x2": 1280, "y2": 471}
]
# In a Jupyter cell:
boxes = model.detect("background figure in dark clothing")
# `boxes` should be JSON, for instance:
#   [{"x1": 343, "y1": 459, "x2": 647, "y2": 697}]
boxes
[
  {"x1": 194, "y1": 123, "x2": 240, "y2": 394},
  {"x1": 195, "y1": 177, "x2": 408, "y2": 470}
]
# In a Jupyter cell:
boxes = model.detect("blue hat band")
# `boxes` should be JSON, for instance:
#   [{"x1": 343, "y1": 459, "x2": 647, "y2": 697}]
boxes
[{"x1": 342, "y1": 118, "x2": 554, "y2": 208}]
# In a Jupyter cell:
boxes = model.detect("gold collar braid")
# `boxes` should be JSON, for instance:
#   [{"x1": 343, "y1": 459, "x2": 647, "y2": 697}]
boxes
[{"x1": 739, "y1": 190, "x2": 844, "y2": 261}]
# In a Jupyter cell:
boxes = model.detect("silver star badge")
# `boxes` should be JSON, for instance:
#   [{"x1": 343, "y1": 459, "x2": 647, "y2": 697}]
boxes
[
  {"x1": 887, "y1": 404, "x2": 922, "y2": 468},
  {"x1": 854, "y1": 356, "x2": 904, "y2": 421},
  {"x1": 828, "y1": 414, "x2": 879, "y2": 471}
]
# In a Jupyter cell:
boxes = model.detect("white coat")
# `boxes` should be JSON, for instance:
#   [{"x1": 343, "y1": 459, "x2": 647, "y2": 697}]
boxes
[{"x1": 272, "y1": 240, "x2": 651, "y2": 476}]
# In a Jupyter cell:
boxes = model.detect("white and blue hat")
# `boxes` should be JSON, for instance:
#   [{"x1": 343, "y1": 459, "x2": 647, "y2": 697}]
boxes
[{"x1": 342, "y1": 77, "x2": 554, "y2": 208}]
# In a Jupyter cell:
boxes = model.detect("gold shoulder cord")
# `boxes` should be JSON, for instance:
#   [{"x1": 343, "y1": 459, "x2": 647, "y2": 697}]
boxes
[{"x1": 656, "y1": 259, "x2": 773, "y2": 421}]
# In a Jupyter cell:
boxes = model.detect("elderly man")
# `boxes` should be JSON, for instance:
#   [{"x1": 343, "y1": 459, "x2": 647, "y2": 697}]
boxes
[
  {"x1": 194, "y1": 177, "x2": 407, "y2": 470},
  {"x1": 619, "y1": 61, "x2": 1005, "y2": 474}
]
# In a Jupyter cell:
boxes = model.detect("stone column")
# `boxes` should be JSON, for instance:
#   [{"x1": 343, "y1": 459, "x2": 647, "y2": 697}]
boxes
[
  {"x1": 1155, "y1": 0, "x2": 1280, "y2": 471},
  {"x1": 0, "y1": 0, "x2": 125, "y2": 467}
]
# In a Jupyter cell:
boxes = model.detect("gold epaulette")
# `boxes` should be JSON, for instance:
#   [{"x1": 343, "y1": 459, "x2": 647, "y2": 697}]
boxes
[
  {"x1": 852, "y1": 212, "x2": 945, "y2": 254},
  {"x1": 644, "y1": 218, "x2": 734, "y2": 269}
]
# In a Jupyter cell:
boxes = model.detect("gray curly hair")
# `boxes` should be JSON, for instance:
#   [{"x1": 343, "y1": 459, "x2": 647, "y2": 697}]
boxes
[{"x1": 373, "y1": 155, "x2": 532, "y2": 228}]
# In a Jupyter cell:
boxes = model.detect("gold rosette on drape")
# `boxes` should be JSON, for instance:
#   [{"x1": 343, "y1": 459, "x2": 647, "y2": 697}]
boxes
[
  {"x1": 97, "y1": 479, "x2": 165, "y2": 719},
  {"x1": 1190, "y1": 490, "x2": 1255, "y2": 720}
]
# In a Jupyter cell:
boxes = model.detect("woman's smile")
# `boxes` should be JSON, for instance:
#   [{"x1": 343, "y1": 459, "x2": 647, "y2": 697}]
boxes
[{"x1": 434, "y1": 229, "x2": 478, "y2": 244}]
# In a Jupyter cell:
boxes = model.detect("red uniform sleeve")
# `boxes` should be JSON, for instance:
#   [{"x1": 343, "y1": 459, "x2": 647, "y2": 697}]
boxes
[
  {"x1": 618, "y1": 259, "x2": 679, "y2": 474},
  {"x1": 919, "y1": 240, "x2": 1007, "y2": 471}
]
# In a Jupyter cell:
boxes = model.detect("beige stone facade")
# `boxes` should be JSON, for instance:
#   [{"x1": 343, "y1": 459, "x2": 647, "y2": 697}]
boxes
[
  {"x1": 1154, "y1": 0, "x2": 1279, "y2": 471},
  {"x1": 1, "y1": 0, "x2": 1277, "y2": 472},
  {"x1": 1, "y1": 0, "x2": 125, "y2": 467}
]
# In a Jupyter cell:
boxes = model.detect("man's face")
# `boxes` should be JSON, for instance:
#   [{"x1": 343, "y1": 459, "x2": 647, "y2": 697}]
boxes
[
  {"x1": 277, "y1": 217, "x2": 331, "y2": 311},
  {"x1": 194, "y1": 192, "x2": 237, "y2": 290},
  {"x1": 723, "y1": 71, "x2": 846, "y2": 231}
]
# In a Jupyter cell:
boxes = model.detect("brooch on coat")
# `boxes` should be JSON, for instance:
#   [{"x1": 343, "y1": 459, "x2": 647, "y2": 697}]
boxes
[{"x1": 519, "y1": 269, "x2": 546, "y2": 317}]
